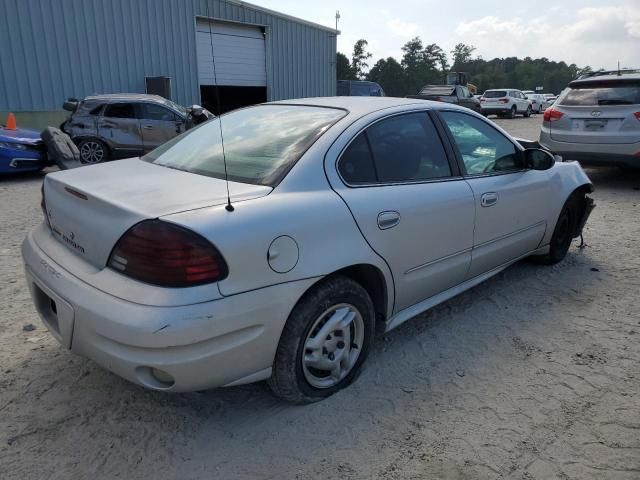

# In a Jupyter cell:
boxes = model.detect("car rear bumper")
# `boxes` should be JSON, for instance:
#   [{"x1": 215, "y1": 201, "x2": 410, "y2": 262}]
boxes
[
  {"x1": 539, "y1": 130, "x2": 640, "y2": 166},
  {"x1": 481, "y1": 105, "x2": 513, "y2": 114},
  {"x1": 22, "y1": 228, "x2": 318, "y2": 392}
]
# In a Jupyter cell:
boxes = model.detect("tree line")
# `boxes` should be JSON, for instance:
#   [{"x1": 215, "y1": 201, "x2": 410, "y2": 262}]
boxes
[{"x1": 337, "y1": 38, "x2": 592, "y2": 96}]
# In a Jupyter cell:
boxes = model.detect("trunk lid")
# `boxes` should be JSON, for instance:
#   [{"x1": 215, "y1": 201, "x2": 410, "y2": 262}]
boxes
[
  {"x1": 549, "y1": 105, "x2": 640, "y2": 144},
  {"x1": 42, "y1": 158, "x2": 271, "y2": 268}
]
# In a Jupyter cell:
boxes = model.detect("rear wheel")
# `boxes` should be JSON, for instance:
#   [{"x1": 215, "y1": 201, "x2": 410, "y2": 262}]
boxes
[
  {"x1": 268, "y1": 276, "x2": 375, "y2": 404},
  {"x1": 78, "y1": 139, "x2": 108, "y2": 164},
  {"x1": 509, "y1": 105, "x2": 517, "y2": 119}
]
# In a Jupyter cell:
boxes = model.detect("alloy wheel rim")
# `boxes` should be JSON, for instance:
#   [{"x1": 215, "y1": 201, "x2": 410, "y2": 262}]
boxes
[
  {"x1": 80, "y1": 142, "x2": 104, "y2": 163},
  {"x1": 302, "y1": 303, "x2": 365, "y2": 389}
]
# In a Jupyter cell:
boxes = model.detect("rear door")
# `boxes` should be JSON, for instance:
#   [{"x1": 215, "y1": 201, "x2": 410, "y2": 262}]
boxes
[
  {"x1": 137, "y1": 103, "x2": 184, "y2": 152},
  {"x1": 331, "y1": 111, "x2": 475, "y2": 312},
  {"x1": 438, "y1": 110, "x2": 552, "y2": 278},
  {"x1": 550, "y1": 79, "x2": 640, "y2": 144},
  {"x1": 98, "y1": 103, "x2": 143, "y2": 158}
]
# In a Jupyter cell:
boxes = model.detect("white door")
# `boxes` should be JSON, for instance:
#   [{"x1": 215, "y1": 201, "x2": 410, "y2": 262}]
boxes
[
  {"x1": 438, "y1": 110, "x2": 552, "y2": 278},
  {"x1": 196, "y1": 19, "x2": 266, "y2": 87}
]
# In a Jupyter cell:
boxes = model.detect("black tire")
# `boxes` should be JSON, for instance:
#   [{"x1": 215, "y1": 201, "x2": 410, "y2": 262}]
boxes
[
  {"x1": 524, "y1": 106, "x2": 532, "y2": 118},
  {"x1": 268, "y1": 276, "x2": 376, "y2": 404},
  {"x1": 78, "y1": 138, "x2": 109, "y2": 164},
  {"x1": 509, "y1": 106, "x2": 517, "y2": 119},
  {"x1": 533, "y1": 194, "x2": 581, "y2": 265}
]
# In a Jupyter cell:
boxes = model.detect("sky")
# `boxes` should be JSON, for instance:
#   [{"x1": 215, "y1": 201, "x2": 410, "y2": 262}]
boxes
[{"x1": 253, "y1": 0, "x2": 640, "y2": 70}]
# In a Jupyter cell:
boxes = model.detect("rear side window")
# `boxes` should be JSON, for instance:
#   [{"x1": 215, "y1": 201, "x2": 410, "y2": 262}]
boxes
[
  {"x1": 484, "y1": 91, "x2": 506, "y2": 98},
  {"x1": 338, "y1": 112, "x2": 452, "y2": 184},
  {"x1": 104, "y1": 103, "x2": 136, "y2": 118},
  {"x1": 560, "y1": 81, "x2": 640, "y2": 106}
]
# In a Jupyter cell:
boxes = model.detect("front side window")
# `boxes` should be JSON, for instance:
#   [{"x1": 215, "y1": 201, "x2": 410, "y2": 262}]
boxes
[
  {"x1": 144, "y1": 105, "x2": 346, "y2": 187},
  {"x1": 338, "y1": 112, "x2": 452, "y2": 184},
  {"x1": 439, "y1": 111, "x2": 521, "y2": 175},
  {"x1": 104, "y1": 103, "x2": 136, "y2": 119},
  {"x1": 140, "y1": 103, "x2": 177, "y2": 121}
]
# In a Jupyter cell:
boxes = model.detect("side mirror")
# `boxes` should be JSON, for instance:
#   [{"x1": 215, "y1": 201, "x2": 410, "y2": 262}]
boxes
[{"x1": 525, "y1": 148, "x2": 555, "y2": 170}]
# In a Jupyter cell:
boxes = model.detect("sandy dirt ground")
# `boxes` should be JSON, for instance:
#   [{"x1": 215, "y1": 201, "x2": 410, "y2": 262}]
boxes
[{"x1": 1, "y1": 115, "x2": 639, "y2": 479}]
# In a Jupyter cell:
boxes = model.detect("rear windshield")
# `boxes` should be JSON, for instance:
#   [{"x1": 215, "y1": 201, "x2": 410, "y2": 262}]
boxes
[
  {"x1": 561, "y1": 81, "x2": 640, "y2": 106},
  {"x1": 419, "y1": 86, "x2": 455, "y2": 95},
  {"x1": 144, "y1": 105, "x2": 346, "y2": 186},
  {"x1": 483, "y1": 90, "x2": 507, "y2": 98}
]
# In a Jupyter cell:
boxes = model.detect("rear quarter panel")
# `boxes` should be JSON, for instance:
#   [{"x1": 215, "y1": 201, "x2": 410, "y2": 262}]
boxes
[{"x1": 163, "y1": 134, "x2": 395, "y2": 316}]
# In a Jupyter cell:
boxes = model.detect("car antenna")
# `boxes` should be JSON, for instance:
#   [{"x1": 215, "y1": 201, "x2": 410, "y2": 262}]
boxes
[{"x1": 206, "y1": 6, "x2": 234, "y2": 212}]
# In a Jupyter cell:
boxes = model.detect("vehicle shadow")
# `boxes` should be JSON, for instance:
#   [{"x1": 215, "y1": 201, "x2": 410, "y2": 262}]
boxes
[{"x1": 582, "y1": 165, "x2": 640, "y2": 190}]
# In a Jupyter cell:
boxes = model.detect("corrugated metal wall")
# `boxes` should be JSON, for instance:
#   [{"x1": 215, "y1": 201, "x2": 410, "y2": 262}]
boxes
[{"x1": 0, "y1": 0, "x2": 337, "y2": 111}]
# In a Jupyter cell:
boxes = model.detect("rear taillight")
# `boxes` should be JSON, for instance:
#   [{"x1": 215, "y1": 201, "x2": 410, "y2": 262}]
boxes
[
  {"x1": 108, "y1": 220, "x2": 228, "y2": 288},
  {"x1": 634, "y1": 112, "x2": 640, "y2": 121},
  {"x1": 543, "y1": 108, "x2": 564, "y2": 122},
  {"x1": 499, "y1": 98, "x2": 509, "y2": 104}
]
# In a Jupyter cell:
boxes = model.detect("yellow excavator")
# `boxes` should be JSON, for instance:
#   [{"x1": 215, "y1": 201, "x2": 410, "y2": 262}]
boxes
[{"x1": 446, "y1": 72, "x2": 478, "y2": 95}]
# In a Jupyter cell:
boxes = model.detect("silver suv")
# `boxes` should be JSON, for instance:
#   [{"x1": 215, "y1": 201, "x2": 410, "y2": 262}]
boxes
[
  {"x1": 62, "y1": 94, "x2": 189, "y2": 164},
  {"x1": 539, "y1": 71, "x2": 640, "y2": 167}
]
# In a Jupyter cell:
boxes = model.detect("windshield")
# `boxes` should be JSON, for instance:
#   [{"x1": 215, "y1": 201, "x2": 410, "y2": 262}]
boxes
[
  {"x1": 483, "y1": 90, "x2": 506, "y2": 98},
  {"x1": 161, "y1": 98, "x2": 188, "y2": 116},
  {"x1": 419, "y1": 86, "x2": 455, "y2": 95},
  {"x1": 561, "y1": 81, "x2": 640, "y2": 106},
  {"x1": 144, "y1": 105, "x2": 346, "y2": 186}
]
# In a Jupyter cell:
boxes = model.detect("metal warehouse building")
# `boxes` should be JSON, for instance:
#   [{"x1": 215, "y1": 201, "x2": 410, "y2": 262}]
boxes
[{"x1": 0, "y1": 0, "x2": 337, "y2": 127}]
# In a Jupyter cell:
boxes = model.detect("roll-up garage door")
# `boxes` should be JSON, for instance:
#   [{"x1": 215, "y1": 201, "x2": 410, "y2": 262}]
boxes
[{"x1": 196, "y1": 19, "x2": 266, "y2": 87}]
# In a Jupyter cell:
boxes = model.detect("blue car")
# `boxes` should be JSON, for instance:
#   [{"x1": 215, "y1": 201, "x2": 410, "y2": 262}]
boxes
[{"x1": 0, "y1": 125, "x2": 49, "y2": 174}]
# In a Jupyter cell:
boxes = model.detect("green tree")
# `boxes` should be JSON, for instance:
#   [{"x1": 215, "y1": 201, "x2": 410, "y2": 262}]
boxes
[
  {"x1": 351, "y1": 39, "x2": 372, "y2": 79},
  {"x1": 336, "y1": 52, "x2": 356, "y2": 80},
  {"x1": 367, "y1": 57, "x2": 405, "y2": 97},
  {"x1": 451, "y1": 43, "x2": 476, "y2": 69}
]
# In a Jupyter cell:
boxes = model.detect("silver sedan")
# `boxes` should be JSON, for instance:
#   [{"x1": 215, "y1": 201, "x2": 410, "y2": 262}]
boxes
[{"x1": 22, "y1": 97, "x2": 594, "y2": 403}]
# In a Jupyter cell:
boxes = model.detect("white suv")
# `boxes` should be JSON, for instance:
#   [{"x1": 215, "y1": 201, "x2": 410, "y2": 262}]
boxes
[
  {"x1": 481, "y1": 89, "x2": 533, "y2": 118},
  {"x1": 523, "y1": 91, "x2": 549, "y2": 113}
]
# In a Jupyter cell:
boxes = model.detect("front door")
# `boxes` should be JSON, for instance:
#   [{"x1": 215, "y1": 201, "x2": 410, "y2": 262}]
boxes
[
  {"x1": 438, "y1": 110, "x2": 552, "y2": 278},
  {"x1": 329, "y1": 111, "x2": 475, "y2": 312},
  {"x1": 98, "y1": 103, "x2": 143, "y2": 158},
  {"x1": 137, "y1": 103, "x2": 184, "y2": 152}
]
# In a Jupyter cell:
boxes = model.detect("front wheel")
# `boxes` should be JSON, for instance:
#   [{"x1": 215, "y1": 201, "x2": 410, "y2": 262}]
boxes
[
  {"x1": 524, "y1": 106, "x2": 532, "y2": 118},
  {"x1": 532, "y1": 194, "x2": 581, "y2": 265},
  {"x1": 268, "y1": 276, "x2": 376, "y2": 403}
]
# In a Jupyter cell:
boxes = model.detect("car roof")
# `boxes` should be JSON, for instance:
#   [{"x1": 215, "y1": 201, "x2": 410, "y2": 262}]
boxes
[
  {"x1": 83, "y1": 93, "x2": 167, "y2": 102},
  {"x1": 271, "y1": 96, "x2": 458, "y2": 115},
  {"x1": 569, "y1": 73, "x2": 640, "y2": 86}
]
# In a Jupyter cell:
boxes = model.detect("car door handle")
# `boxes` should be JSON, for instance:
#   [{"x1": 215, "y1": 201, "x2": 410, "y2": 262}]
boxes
[
  {"x1": 142, "y1": 125, "x2": 153, "y2": 130},
  {"x1": 481, "y1": 192, "x2": 498, "y2": 207},
  {"x1": 377, "y1": 211, "x2": 401, "y2": 230}
]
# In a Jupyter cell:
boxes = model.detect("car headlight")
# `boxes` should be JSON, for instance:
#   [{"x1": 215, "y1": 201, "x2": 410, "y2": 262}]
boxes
[{"x1": 0, "y1": 141, "x2": 31, "y2": 150}]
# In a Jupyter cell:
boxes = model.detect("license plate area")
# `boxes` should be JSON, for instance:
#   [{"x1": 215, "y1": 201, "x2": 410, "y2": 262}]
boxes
[
  {"x1": 584, "y1": 119, "x2": 607, "y2": 130},
  {"x1": 27, "y1": 269, "x2": 75, "y2": 349}
]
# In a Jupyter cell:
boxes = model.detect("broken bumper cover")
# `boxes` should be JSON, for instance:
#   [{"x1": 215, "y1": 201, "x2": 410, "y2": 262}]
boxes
[
  {"x1": 22, "y1": 228, "x2": 317, "y2": 392},
  {"x1": 576, "y1": 196, "x2": 596, "y2": 237}
]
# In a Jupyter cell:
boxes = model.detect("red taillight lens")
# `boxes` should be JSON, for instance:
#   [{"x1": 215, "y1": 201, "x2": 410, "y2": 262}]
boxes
[
  {"x1": 543, "y1": 108, "x2": 564, "y2": 122},
  {"x1": 108, "y1": 220, "x2": 228, "y2": 287},
  {"x1": 500, "y1": 98, "x2": 509, "y2": 104},
  {"x1": 634, "y1": 112, "x2": 640, "y2": 121}
]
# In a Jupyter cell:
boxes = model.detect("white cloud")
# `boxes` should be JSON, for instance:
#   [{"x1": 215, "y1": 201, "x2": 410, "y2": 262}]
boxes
[
  {"x1": 453, "y1": 4, "x2": 640, "y2": 68},
  {"x1": 386, "y1": 18, "x2": 419, "y2": 38}
]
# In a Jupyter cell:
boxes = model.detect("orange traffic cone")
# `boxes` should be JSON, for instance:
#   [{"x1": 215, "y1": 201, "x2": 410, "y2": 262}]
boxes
[{"x1": 5, "y1": 112, "x2": 17, "y2": 130}]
